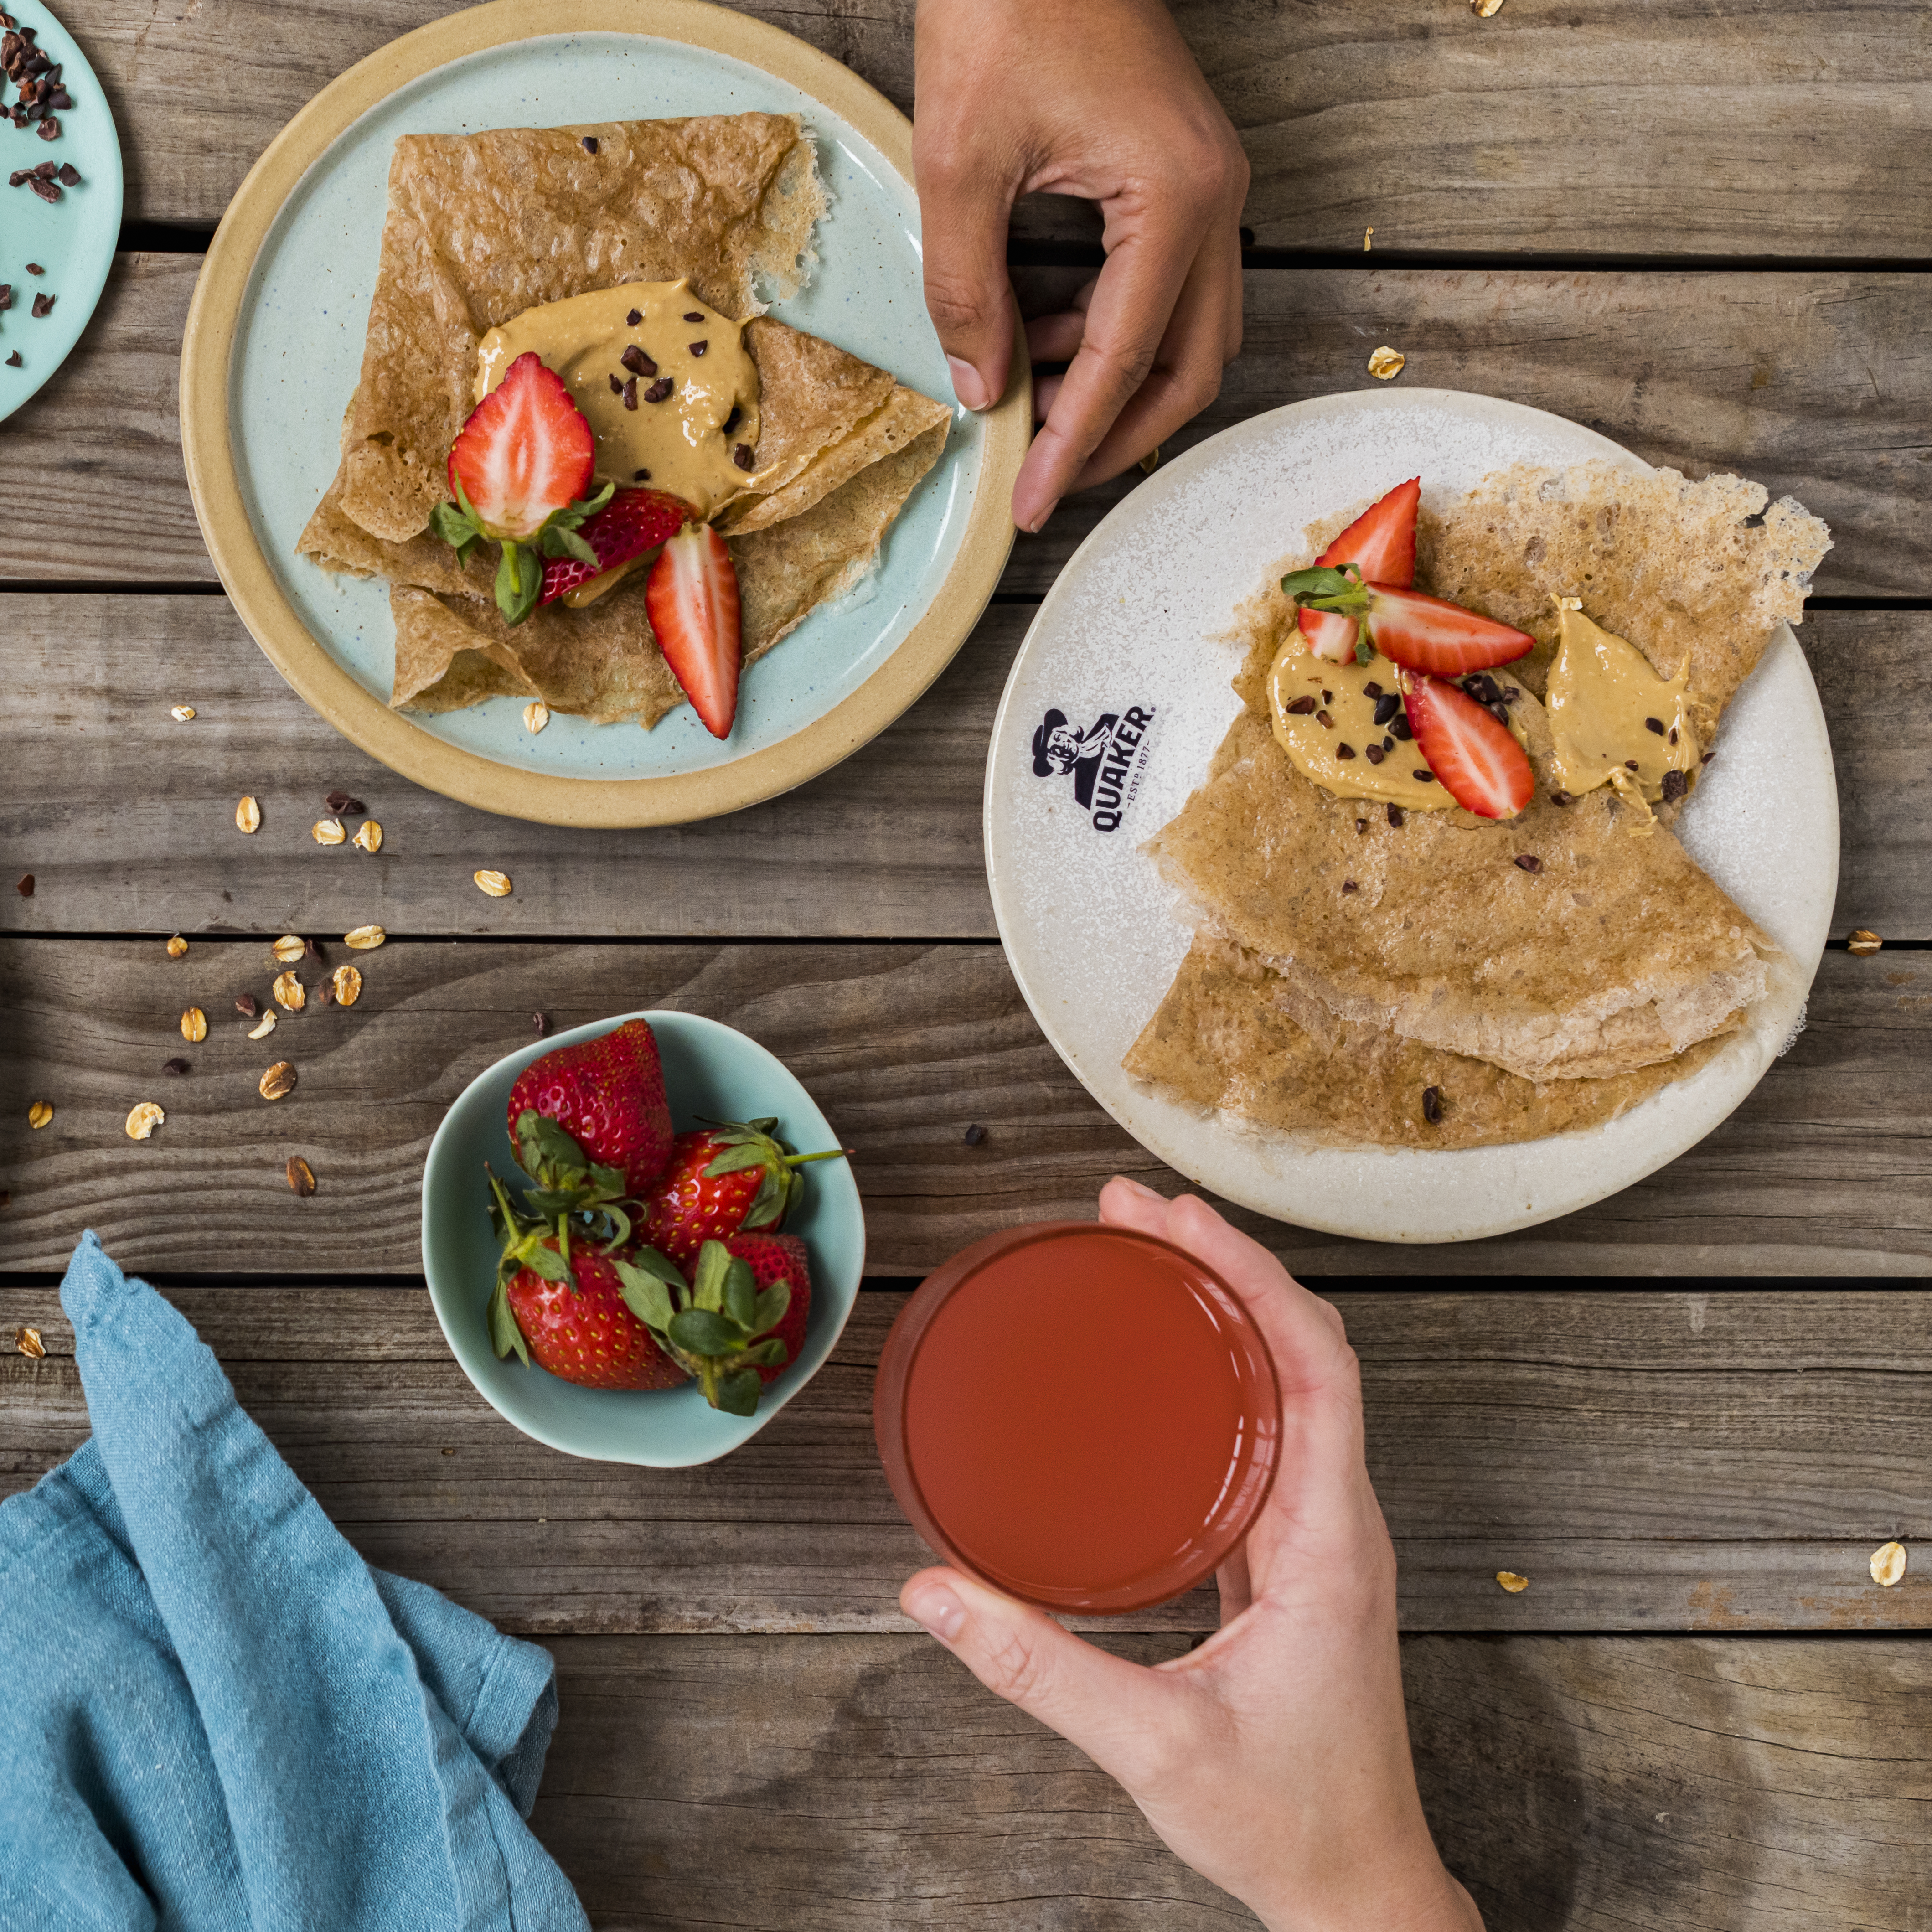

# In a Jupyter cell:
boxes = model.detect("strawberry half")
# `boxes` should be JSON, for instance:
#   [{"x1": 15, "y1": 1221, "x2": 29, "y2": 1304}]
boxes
[
  {"x1": 1402, "y1": 672, "x2": 1534, "y2": 819},
  {"x1": 1298, "y1": 477, "x2": 1420, "y2": 664},
  {"x1": 646, "y1": 523, "x2": 742, "y2": 738},
  {"x1": 1282, "y1": 567, "x2": 1534, "y2": 678},
  {"x1": 538, "y1": 487, "x2": 693, "y2": 608},
  {"x1": 429, "y1": 351, "x2": 612, "y2": 626}
]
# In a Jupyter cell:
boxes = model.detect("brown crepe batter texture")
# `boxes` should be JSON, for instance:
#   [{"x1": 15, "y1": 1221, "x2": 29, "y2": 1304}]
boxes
[
  {"x1": 1125, "y1": 463, "x2": 1833, "y2": 1150},
  {"x1": 296, "y1": 116, "x2": 951, "y2": 729}
]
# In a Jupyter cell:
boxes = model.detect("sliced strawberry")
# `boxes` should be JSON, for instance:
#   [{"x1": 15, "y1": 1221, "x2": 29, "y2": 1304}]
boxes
[
  {"x1": 1363, "y1": 585, "x2": 1534, "y2": 677},
  {"x1": 1402, "y1": 673, "x2": 1534, "y2": 820},
  {"x1": 646, "y1": 523, "x2": 742, "y2": 738},
  {"x1": 447, "y1": 351, "x2": 594, "y2": 541},
  {"x1": 538, "y1": 488, "x2": 692, "y2": 607},
  {"x1": 1297, "y1": 477, "x2": 1420, "y2": 663}
]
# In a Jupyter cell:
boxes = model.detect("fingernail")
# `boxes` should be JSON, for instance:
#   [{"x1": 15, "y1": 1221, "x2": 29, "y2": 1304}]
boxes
[
  {"x1": 1112, "y1": 1175, "x2": 1163, "y2": 1202},
  {"x1": 946, "y1": 356, "x2": 991, "y2": 413},
  {"x1": 905, "y1": 1581, "x2": 966, "y2": 1643},
  {"x1": 1026, "y1": 498, "x2": 1060, "y2": 535}
]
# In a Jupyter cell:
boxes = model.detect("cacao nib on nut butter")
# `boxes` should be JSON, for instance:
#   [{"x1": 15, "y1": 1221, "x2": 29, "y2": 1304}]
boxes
[
  {"x1": 643, "y1": 377, "x2": 673, "y2": 403},
  {"x1": 1284, "y1": 695, "x2": 1317, "y2": 716}
]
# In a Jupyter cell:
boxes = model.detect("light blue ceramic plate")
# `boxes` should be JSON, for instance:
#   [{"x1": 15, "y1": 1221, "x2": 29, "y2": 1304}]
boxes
[
  {"x1": 0, "y1": 0, "x2": 122, "y2": 419},
  {"x1": 228, "y1": 28, "x2": 976, "y2": 784},
  {"x1": 422, "y1": 1009, "x2": 865, "y2": 1466}
]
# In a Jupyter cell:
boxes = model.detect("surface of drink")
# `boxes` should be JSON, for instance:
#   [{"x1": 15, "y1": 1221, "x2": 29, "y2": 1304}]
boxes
[{"x1": 877, "y1": 1224, "x2": 1279, "y2": 1612}]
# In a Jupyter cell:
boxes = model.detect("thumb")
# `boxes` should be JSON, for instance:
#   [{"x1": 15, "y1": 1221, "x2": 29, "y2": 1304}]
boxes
[
  {"x1": 913, "y1": 135, "x2": 1018, "y2": 413},
  {"x1": 901, "y1": 1565, "x2": 1180, "y2": 1779}
]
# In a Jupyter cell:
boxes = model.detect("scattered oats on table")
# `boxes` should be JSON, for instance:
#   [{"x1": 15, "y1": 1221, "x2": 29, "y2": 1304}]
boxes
[
  {"x1": 1472, "y1": 0, "x2": 1505, "y2": 15},
  {"x1": 286, "y1": 1155, "x2": 317, "y2": 1197},
  {"x1": 14, "y1": 1326, "x2": 45, "y2": 1359},
  {"x1": 258, "y1": 1061, "x2": 297, "y2": 1101},
  {"x1": 1871, "y1": 1541, "x2": 1907, "y2": 1588},
  {"x1": 331, "y1": 964, "x2": 362, "y2": 1007},
  {"x1": 235, "y1": 796, "x2": 262, "y2": 834},
  {"x1": 1849, "y1": 929, "x2": 1883, "y2": 956},
  {"x1": 312, "y1": 817, "x2": 347, "y2": 845},
  {"x1": 1495, "y1": 1570, "x2": 1529, "y2": 1594},
  {"x1": 170, "y1": 705, "x2": 196, "y2": 723},
  {"x1": 27, "y1": 1100, "x2": 52, "y2": 1129},
  {"x1": 272, "y1": 971, "x2": 306, "y2": 1012},
  {"x1": 344, "y1": 925, "x2": 386, "y2": 950},
  {"x1": 475, "y1": 869, "x2": 512, "y2": 898},
  {"x1": 271, "y1": 934, "x2": 306, "y2": 965},
  {"x1": 125, "y1": 1101, "x2": 165, "y2": 1141},
  {"x1": 180, "y1": 1007, "x2": 207, "y2": 1043},
  {"x1": 248, "y1": 1011, "x2": 278, "y2": 1041},
  {"x1": 166, "y1": 934, "x2": 188, "y2": 959},
  {"x1": 1368, "y1": 346, "x2": 1405, "y2": 381},
  {"x1": 352, "y1": 819, "x2": 382, "y2": 853}
]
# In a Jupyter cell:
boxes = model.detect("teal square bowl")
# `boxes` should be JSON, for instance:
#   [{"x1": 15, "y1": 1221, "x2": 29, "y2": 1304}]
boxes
[{"x1": 423, "y1": 1009, "x2": 865, "y2": 1465}]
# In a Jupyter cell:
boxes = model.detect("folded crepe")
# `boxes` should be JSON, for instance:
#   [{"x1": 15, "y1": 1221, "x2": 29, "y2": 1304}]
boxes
[
  {"x1": 297, "y1": 116, "x2": 951, "y2": 729},
  {"x1": 1129, "y1": 462, "x2": 1831, "y2": 1148}
]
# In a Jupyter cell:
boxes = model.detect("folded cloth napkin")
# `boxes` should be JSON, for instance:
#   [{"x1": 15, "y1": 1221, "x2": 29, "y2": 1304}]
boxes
[{"x1": 0, "y1": 1233, "x2": 591, "y2": 1932}]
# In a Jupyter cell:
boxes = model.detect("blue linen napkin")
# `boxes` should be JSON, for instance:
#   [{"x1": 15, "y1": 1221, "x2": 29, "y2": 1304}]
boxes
[{"x1": 0, "y1": 1232, "x2": 591, "y2": 1932}]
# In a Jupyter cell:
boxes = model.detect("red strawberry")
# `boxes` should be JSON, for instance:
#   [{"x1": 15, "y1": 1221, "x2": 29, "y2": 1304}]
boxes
[
  {"x1": 538, "y1": 487, "x2": 692, "y2": 608},
  {"x1": 641, "y1": 1119, "x2": 848, "y2": 1271},
  {"x1": 496, "y1": 1237, "x2": 687, "y2": 1390},
  {"x1": 1298, "y1": 477, "x2": 1420, "y2": 664},
  {"x1": 646, "y1": 523, "x2": 742, "y2": 738},
  {"x1": 507, "y1": 1018, "x2": 673, "y2": 1198},
  {"x1": 1283, "y1": 567, "x2": 1533, "y2": 678},
  {"x1": 627, "y1": 1234, "x2": 811, "y2": 1413},
  {"x1": 1402, "y1": 672, "x2": 1534, "y2": 820},
  {"x1": 447, "y1": 352, "x2": 594, "y2": 541}
]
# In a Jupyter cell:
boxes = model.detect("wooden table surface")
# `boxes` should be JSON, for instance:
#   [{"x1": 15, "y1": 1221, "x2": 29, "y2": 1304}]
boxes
[{"x1": 4, "y1": 3, "x2": 1930, "y2": 1926}]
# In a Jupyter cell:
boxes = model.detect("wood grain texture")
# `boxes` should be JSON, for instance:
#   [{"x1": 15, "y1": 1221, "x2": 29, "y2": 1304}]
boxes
[
  {"x1": 5, "y1": 1285, "x2": 1929, "y2": 1633},
  {"x1": 2, "y1": 599, "x2": 1922, "y2": 940},
  {"x1": 10, "y1": 258, "x2": 1924, "y2": 600},
  {"x1": 69, "y1": 0, "x2": 1932, "y2": 258},
  {"x1": 1, "y1": 939, "x2": 1927, "y2": 1278},
  {"x1": 522, "y1": 1630, "x2": 1932, "y2": 1930}
]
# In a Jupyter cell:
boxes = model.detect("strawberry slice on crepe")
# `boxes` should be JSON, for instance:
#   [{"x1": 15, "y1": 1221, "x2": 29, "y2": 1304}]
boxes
[
  {"x1": 646, "y1": 523, "x2": 743, "y2": 739},
  {"x1": 1402, "y1": 672, "x2": 1534, "y2": 819},
  {"x1": 1298, "y1": 476, "x2": 1420, "y2": 664},
  {"x1": 538, "y1": 487, "x2": 692, "y2": 608},
  {"x1": 1281, "y1": 566, "x2": 1534, "y2": 677},
  {"x1": 429, "y1": 350, "x2": 613, "y2": 625}
]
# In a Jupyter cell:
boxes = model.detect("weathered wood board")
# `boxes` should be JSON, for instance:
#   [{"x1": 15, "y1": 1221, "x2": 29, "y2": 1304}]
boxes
[
  {"x1": 1, "y1": 939, "x2": 1927, "y2": 1278},
  {"x1": 72, "y1": 0, "x2": 1932, "y2": 259},
  {"x1": 10, "y1": 257, "x2": 1923, "y2": 599},
  {"x1": 530, "y1": 1631, "x2": 1932, "y2": 1931},
  {"x1": 6, "y1": 1286, "x2": 1927, "y2": 1633},
  {"x1": 2, "y1": 602, "x2": 1921, "y2": 941}
]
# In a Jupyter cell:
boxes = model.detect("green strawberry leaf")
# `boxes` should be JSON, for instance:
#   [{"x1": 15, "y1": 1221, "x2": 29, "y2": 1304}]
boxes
[
  {"x1": 722, "y1": 1258, "x2": 757, "y2": 1333},
  {"x1": 599, "y1": 1206, "x2": 634, "y2": 1250},
  {"x1": 539, "y1": 523, "x2": 600, "y2": 568},
  {"x1": 586, "y1": 1162, "x2": 628, "y2": 1195},
  {"x1": 743, "y1": 1166, "x2": 785, "y2": 1229},
  {"x1": 692, "y1": 1242, "x2": 731, "y2": 1315},
  {"x1": 520, "y1": 1243, "x2": 572, "y2": 1284},
  {"x1": 1279, "y1": 563, "x2": 1369, "y2": 616},
  {"x1": 747, "y1": 1117, "x2": 780, "y2": 1136},
  {"x1": 488, "y1": 1276, "x2": 530, "y2": 1366},
  {"x1": 612, "y1": 1259, "x2": 677, "y2": 1333},
  {"x1": 750, "y1": 1281, "x2": 790, "y2": 1338},
  {"x1": 624, "y1": 1245, "x2": 690, "y2": 1291},
  {"x1": 1354, "y1": 635, "x2": 1374, "y2": 666},
  {"x1": 517, "y1": 1112, "x2": 590, "y2": 1181},
  {"x1": 496, "y1": 540, "x2": 544, "y2": 627},
  {"x1": 669, "y1": 1307, "x2": 743, "y2": 1356},
  {"x1": 703, "y1": 1142, "x2": 774, "y2": 1178},
  {"x1": 741, "y1": 1337, "x2": 788, "y2": 1369},
  {"x1": 713, "y1": 1368, "x2": 764, "y2": 1416}
]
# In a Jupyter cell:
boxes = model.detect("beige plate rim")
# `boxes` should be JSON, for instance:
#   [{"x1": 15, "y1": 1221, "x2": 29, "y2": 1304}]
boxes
[{"x1": 179, "y1": 0, "x2": 1029, "y2": 829}]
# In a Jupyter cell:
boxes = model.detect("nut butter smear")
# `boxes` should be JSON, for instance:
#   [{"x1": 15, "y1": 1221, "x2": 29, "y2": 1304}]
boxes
[
  {"x1": 1545, "y1": 602, "x2": 1699, "y2": 827},
  {"x1": 475, "y1": 276, "x2": 760, "y2": 531},
  {"x1": 1267, "y1": 639, "x2": 1456, "y2": 811}
]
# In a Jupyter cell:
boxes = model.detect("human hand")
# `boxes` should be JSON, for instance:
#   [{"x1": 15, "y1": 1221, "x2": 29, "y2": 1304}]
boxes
[
  {"x1": 899, "y1": 1180, "x2": 1482, "y2": 1931},
  {"x1": 912, "y1": 0, "x2": 1247, "y2": 531}
]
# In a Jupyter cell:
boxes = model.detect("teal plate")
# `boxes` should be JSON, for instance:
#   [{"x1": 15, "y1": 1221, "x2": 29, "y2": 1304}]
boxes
[
  {"x1": 0, "y1": 0, "x2": 122, "y2": 417},
  {"x1": 212, "y1": 12, "x2": 1014, "y2": 798},
  {"x1": 422, "y1": 1009, "x2": 866, "y2": 1467}
]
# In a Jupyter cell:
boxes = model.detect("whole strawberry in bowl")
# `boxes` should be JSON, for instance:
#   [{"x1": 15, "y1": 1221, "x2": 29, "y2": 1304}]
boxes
[{"x1": 422, "y1": 1010, "x2": 864, "y2": 1467}]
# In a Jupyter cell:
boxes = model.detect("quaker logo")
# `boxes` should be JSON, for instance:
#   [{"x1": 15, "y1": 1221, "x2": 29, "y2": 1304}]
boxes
[{"x1": 1030, "y1": 704, "x2": 1157, "y2": 832}]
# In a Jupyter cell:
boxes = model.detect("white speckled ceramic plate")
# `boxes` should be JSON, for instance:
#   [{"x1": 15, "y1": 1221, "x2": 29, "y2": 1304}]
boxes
[
  {"x1": 984, "y1": 389, "x2": 1837, "y2": 1245},
  {"x1": 0, "y1": 1, "x2": 122, "y2": 419},
  {"x1": 182, "y1": 0, "x2": 1027, "y2": 827}
]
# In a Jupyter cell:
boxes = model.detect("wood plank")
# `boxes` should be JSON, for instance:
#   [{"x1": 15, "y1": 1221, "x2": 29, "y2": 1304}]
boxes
[
  {"x1": 3, "y1": 602, "x2": 1924, "y2": 940},
  {"x1": 6, "y1": 1286, "x2": 1930, "y2": 1633},
  {"x1": 73, "y1": 0, "x2": 1932, "y2": 258},
  {"x1": 10, "y1": 258, "x2": 1924, "y2": 601},
  {"x1": 529, "y1": 1632, "x2": 1932, "y2": 1931},
  {"x1": 1, "y1": 939, "x2": 1927, "y2": 1277}
]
